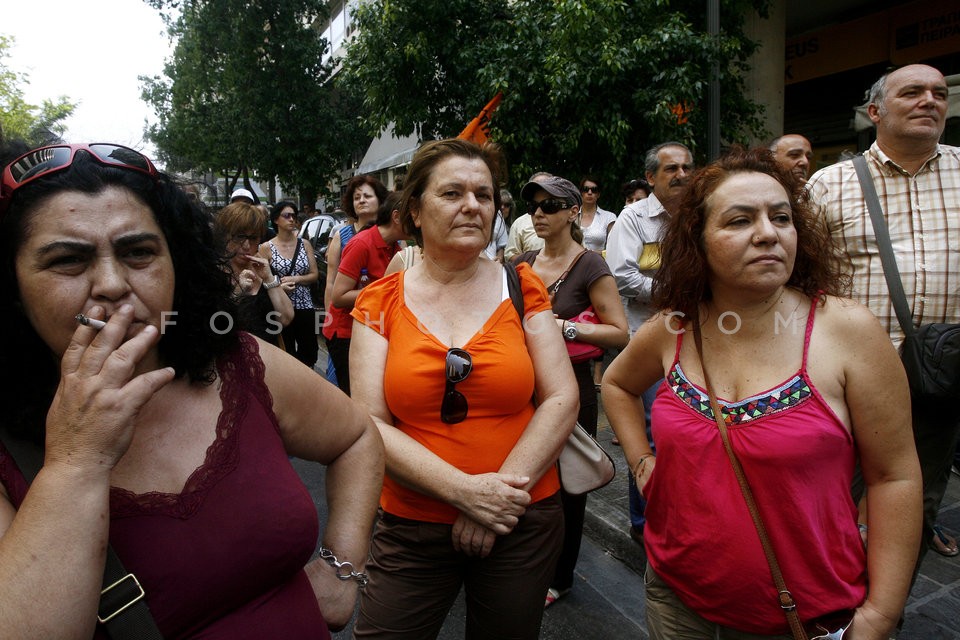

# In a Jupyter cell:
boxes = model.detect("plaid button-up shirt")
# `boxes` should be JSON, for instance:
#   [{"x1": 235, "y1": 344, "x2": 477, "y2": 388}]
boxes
[{"x1": 807, "y1": 142, "x2": 960, "y2": 348}]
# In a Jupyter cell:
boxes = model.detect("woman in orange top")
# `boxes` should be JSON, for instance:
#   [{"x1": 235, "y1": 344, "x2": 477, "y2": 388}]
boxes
[{"x1": 350, "y1": 139, "x2": 579, "y2": 639}]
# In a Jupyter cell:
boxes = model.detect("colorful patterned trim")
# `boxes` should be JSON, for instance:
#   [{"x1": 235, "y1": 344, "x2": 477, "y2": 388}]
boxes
[{"x1": 668, "y1": 365, "x2": 812, "y2": 425}]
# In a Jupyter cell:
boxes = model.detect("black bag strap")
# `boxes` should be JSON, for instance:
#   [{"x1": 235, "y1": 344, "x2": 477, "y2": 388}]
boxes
[
  {"x1": 286, "y1": 238, "x2": 303, "y2": 277},
  {"x1": 852, "y1": 153, "x2": 916, "y2": 339},
  {"x1": 0, "y1": 429, "x2": 164, "y2": 639}
]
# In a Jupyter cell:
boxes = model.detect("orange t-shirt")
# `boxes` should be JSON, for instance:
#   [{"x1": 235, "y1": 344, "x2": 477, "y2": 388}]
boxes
[{"x1": 351, "y1": 263, "x2": 560, "y2": 523}]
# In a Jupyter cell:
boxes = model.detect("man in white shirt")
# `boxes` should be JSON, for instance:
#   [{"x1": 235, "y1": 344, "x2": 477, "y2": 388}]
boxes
[
  {"x1": 605, "y1": 142, "x2": 693, "y2": 543},
  {"x1": 606, "y1": 142, "x2": 693, "y2": 334},
  {"x1": 483, "y1": 210, "x2": 509, "y2": 262}
]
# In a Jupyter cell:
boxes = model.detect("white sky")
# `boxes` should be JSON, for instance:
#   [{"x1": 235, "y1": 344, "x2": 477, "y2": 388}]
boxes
[{"x1": 3, "y1": 1, "x2": 174, "y2": 160}]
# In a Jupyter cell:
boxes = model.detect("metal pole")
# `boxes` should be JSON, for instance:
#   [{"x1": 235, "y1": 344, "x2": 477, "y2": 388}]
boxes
[{"x1": 708, "y1": 0, "x2": 720, "y2": 161}]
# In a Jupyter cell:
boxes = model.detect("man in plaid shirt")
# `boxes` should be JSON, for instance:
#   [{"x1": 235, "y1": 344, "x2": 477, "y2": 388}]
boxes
[{"x1": 808, "y1": 64, "x2": 960, "y2": 565}]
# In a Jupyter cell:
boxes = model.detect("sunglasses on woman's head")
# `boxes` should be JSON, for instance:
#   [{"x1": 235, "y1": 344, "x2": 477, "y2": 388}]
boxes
[
  {"x1": 527, "y1": 198, "x2": 570, "y2": 215},
  {"x1": 0, "y1": 144, "x2": 158, "y2": 217},
  {"x1": 581, "y1": 186, "x2": 599, "y2": 194},
  {"x1": 279, "y1": 211, "x2": 297, "y2": 219},
  {"x1": 441, "y1": 347, "x2": 472, "y2": 424}
]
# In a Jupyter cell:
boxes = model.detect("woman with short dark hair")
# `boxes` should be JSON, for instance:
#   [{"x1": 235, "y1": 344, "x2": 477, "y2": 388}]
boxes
[
  {"x1": 0, "y1": 141, "x2": 383, "y2": 638},
  {"x1": 261, "y1": 201, "x2": 319, "y2": 367}
]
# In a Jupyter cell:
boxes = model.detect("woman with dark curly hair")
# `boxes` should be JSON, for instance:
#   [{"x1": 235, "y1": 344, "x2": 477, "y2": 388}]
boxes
[
  {"x1": 602, "y1": 147, "x2": 921, "y2": 640},
  {"x1": 0, "y1": 142, "x2": 383, "y2": 638},
  {"x1": 322, "y1": 175, "x2": 387, "y2": 391}
]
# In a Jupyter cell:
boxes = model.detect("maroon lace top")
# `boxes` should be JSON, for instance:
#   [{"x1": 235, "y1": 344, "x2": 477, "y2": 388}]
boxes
[{"x1": 0, "y1": 333, "x2": 329, "y2": 639}]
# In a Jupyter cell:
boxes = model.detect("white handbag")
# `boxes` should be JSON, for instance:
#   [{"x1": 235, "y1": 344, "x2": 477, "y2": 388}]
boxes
[
  {"x1": 503, "y1": 263, "x2": 617, "y2": 495},
  {"x1": 558, "y1": 423, "x2": 616, "y2": 495}
]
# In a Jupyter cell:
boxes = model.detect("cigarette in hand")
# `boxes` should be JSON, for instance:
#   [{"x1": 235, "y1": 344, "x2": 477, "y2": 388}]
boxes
[{"x1": 75, "y1": 313, "x2": 107, "y2": 330}]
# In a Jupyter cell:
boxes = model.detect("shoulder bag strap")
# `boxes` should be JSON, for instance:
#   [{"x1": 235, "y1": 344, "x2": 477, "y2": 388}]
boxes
[
  {"x1": 851, "y1": 154, "x2": 916, "y2": 338},
  {"x1": 286, "y1": 238, "x2": 303, "y2": 277},
  {"x1": 549, "y1": 249, "x2": 588, "y2": 302},
  {"x1": 691, "y1": 327, "x2": 809, "y2": 640},
  {"x1": 0, "y1": 429, "x2": 164, "y2": 639}
]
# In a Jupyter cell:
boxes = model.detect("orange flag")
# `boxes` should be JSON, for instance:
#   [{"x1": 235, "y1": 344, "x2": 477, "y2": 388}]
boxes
[
  {"x1": 669, "y1": 101, "x2": 692, "y2": 125},
  {"x1": 457, "y1": 92, "x2": 503, "y2": 144}
]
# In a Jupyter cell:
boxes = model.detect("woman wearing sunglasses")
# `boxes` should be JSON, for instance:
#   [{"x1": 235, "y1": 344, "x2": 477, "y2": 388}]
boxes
[
  {"x1": 577, "y1": 176, "x2": 617, "y2": 253},
  {"x1": 0, "y1": 141, "x2": 383, "y2": 638},
  {"x1": 349, "y1": 139, "x2": 579, "y2": 639},
  {"x1": 513, "y1": 176, "x2": 629, "y2": 609},
  {"x1": 213, "y1": 201, "x2": 293, "y2": 346},
  {"x1": 261, "y1": 201, "x2": 320, "y2": 368},
  {"x1": 603, "y1": 148, "x2": 920, "y2": 639}
]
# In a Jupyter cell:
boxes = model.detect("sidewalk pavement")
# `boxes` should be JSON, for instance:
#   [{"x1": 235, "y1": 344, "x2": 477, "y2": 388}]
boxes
[{"x1": 587, "y1": 409, "x2": 960, "y2": 639}]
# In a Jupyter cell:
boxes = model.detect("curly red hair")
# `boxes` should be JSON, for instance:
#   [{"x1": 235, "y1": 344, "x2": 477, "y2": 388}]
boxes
[{"x1": 651, "y1": 146, "x2": 850, "y2": 320}]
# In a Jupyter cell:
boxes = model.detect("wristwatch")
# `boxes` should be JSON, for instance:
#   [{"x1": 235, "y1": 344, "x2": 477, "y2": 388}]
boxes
[
  {"x1": 563, "y1": 321, "x2": 578, "y2": 341},
  {"x1": 263, "y1": 275, "x2": 281, "y2": 289}
]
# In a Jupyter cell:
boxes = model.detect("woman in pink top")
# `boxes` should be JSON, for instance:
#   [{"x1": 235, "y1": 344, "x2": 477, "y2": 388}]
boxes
[{"x1": 602, "y1": 148, "x2": 921, "y2": 640}]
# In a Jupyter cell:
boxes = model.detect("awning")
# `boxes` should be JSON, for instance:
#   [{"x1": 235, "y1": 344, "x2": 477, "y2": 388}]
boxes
[
  {"x1": 854, "y1": 72, "x2": 960, "y2": 131},
  {"x1": 356, "y1": 124, "x2": 419, "y2": 175}
]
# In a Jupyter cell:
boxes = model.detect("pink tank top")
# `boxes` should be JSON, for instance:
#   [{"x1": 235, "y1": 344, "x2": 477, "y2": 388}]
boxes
[{"x1": 644, "y1": 297, "x2": 866, "y2": 634}]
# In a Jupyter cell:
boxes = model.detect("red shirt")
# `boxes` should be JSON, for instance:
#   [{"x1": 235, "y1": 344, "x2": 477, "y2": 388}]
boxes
[
  {"x1": 324, "y1": 226, "x2": 400, "y2": 340},
  {"x1": 338, "y1": 226, "x2": 400, "y2": 282}
]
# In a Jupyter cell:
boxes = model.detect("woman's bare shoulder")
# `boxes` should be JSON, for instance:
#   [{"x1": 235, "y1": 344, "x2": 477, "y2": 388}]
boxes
[
  {"x1": 817, "y1": 295, "x2": 885, "y2": 332},
  {"x1": 813, "y1": 295, "x2": 897, "y2": 362}
]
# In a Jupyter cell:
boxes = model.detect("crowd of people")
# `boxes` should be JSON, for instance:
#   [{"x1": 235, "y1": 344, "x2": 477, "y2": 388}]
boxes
[{"x1": 0, "y1": 61, "x2": 956, "y2": 639}]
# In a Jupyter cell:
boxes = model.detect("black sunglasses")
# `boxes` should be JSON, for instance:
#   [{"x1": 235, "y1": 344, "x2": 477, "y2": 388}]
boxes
[
  {"x1": 581, "y1": 186, "x2": 599, "y2": 194},
  {"x1": 441, "y1": 347, "x2": 473, "y2": 424},
  {"x1": 527, "y1": 198, "x2": 570, "y2": 215}
]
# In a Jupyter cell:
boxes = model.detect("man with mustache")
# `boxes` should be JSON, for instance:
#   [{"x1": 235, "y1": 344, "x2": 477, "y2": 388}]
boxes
[
  {"x1": 605, "y1": 141, "x2": 694, "y2": 544},
  {"x1": 808, "y1": 64, "x2": 960, "y2": 566},
  {"x1": 770, "y1": 133, "x2": 814, "y2": 182},
  {"x1": 607, "y1": 142, "x2": 693, "y2": 335}
]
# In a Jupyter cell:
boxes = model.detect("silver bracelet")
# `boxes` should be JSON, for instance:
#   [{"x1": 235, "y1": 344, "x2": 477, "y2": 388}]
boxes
[
  {"x1": 318, "y1": 546, "x2": 369, "y2": 588},
  {"x1": 263, "y1": 275, "x2": 281, "y2": 289}
]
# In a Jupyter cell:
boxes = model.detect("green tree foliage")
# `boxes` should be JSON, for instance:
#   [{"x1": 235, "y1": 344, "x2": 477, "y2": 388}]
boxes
[
  {"x1": 0, "y1": 35, "x2": 76, "y2": 147},
  {"x1": 339, "y1": 0, "x2": 769, "y2": 205},
  {"x1": 339, "y1": 0, "x2": 511, "y2": 141},
  {"x1": 142, "y1": 0, "x2": 367, "y2": 201}
]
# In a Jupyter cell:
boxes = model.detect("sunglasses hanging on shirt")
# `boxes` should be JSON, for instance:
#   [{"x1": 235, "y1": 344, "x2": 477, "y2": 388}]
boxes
[{"x1": 440, "y1": 347, "x2": 473, "y2": 424}]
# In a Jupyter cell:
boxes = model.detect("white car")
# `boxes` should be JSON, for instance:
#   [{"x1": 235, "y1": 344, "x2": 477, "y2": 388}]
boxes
[{"x1": 299, "y1": 211, "x2": 345, "y2": 305}]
